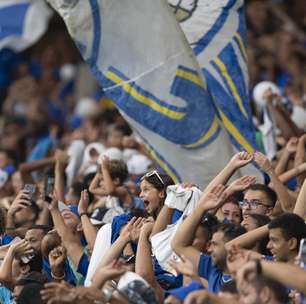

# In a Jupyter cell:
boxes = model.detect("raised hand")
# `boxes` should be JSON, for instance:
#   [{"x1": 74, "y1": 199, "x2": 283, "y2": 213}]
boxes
[
  {"x1": 285, "y1": 137, "x2": 298, "y2": 154},
  {"x1": 168, "y1": 254, "x2": 197, "y2": 278},
  {"x1": 78, "y1": 189, "x2": 89, "y2": 215},
  {"x1": 10, "y1": 239, "x2": 34, "y2": 257},
  {"x1": 101, "y1": 155, "x2": 110, "y2": 171},
  {"x1": 226, "y1": 245, "x2": 251, "y2": 277},
  {"x1": 91, "y1": 259, "x2": 126, "y2": 288},
  {"x1": 55, "y1": 149, "x2": 69, "y2": 168},
  {"x1": 229, "y1": 151, "x2": 254, "y2": 169},
  {"x1": 254, "y1": 151, "x2": 273, "y2": 173},
  {"x1": 41, "y1": 282, "x2": 76, "y2": 303},
  {"x1": 8, "y1": 190, "x2": 32, "y2": 216},
  {"x1": 198, "y1": 185, "x2": 227, "y2": 211},
  {"x1": 227, "y1": 175, "x2": 256, "y2": 195},
  {"x1": 185, "y1": 290, "x2": 211, "y2": 304},
  {"x1": 49, "y1": 246, "x2": 67, "y2": 270},
  {"x1": 120, "y1": 217, "x2": 145, "y2": 242}
]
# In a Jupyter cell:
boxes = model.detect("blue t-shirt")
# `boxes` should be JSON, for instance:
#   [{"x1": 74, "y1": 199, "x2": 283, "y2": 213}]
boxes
[
  {"x1": 198, "y1": 254, "x2": 232, "y2": 293},
  {"x1": 0, "y1": 286, "x2": 12, "y2": 304}
]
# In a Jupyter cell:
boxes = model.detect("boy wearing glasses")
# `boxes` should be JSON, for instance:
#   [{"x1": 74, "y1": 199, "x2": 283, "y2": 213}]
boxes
[{"x1": 241, "y1": 184, "x2": 277, "y2": 218}]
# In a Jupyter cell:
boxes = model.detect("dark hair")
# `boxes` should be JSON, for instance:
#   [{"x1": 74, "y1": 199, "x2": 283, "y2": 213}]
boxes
[
  {"x1": 17, "y1": 283, "x2": 45, "y2": 304},
  {"x1": 268, "y1": 213, "x2": 306, "y2": 251},
  {"x1": 28, "y1": 225, "x2": 51, "y2": 234},
  {"x1": 108, "y1": 160, "x2": 129, "y2": 184},
  {"x1": 128, "y1": 208, "x2": 149, "y2": 219},
  {"x1": 213, "y1": 224, "x2": 246, "y2": 242},
  {"x1": 245, "y1": 184, "x2": 277, "y2": 207},
  {"x1": 16, "y1": 271, "x2": 48, "y2": 286},
  {"x1": 19, "y1": 253, "x2": 43, "y2": 273},
  {"x1": 248, "y1": 214, "x2": 271, "y2": 227},
  {"x1": 254, "y1": 276, "x2": 289, "y2": 304},
  {"x1": 142, "y1": 172, "x2": 174, "y2": 191},
  {"x1": 199, "y1": 213, "x2": 220, "y2": 240}
]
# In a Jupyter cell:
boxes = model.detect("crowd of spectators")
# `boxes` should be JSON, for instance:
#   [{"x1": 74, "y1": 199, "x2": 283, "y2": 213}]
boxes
[{"x1": 0, "y1": 0, "x2": 305, "y2": 303}]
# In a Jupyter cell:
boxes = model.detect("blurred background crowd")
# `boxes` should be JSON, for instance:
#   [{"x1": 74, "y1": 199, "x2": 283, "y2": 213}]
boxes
[{"x1": 0, "y1": 0, "x2": 304, "y2": 303}]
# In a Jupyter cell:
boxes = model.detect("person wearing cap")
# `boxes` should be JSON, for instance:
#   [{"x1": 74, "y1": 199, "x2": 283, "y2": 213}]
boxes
[{"x1": 46, "y1": 193, "x2": 90, "y2": 286}]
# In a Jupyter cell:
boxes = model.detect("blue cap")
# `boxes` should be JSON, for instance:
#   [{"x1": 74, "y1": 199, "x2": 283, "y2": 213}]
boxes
[{"x1": 168, "y1": 281, "x2": 204, "y2": 300}]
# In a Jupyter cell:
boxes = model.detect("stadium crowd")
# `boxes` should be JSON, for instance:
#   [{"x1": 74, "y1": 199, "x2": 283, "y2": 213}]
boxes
[{"x1": 0, "y1": 0, "x2": 305, "y2": 303}]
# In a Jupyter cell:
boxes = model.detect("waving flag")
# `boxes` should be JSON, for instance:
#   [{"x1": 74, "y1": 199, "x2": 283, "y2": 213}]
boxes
[
  {"x1": 0, "y1": 0, "x2": 52, "y2": 51},
  {"x1": 169, "y1": 0, "x2": 257, "y2": 154}
]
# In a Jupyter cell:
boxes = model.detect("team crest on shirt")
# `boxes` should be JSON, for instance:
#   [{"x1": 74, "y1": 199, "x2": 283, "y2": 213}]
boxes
[{"x1": 168, "y1": 0, "x2": 198, "y2": 22}]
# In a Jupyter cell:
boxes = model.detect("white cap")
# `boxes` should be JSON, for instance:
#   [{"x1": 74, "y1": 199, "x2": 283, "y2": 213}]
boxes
[
  {"x1": 98, "y1": 147, "x2": 123, "y2": 163},
  {"x1": 75, "y1": 97, "x2": 97, "y2": 118},
  {"x1": 253, "y1": 81, "x2": 281, "y2": 109},
  {"x1": 117, "y1": 272, "x2": 148, "y2": 290},
  {"x1": 127, "y1": 154, "x2": 152, "y2": 175}
]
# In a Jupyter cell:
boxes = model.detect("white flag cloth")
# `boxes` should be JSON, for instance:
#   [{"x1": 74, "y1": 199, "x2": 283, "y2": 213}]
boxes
[
  {"x1": 0, "y1": 0, "x2": 52, "y2": 52},
  {"x1": 169, "y1": 0, "x2": 257, "y2": 153},
  {"x1": 47, "y1": 0, "x2": 260, "y2": 186}
]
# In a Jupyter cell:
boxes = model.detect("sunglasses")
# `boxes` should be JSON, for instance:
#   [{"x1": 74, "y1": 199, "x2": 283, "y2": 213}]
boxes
[{"x1": 141, "y1": 170, "x2": 164, "y2": 186}]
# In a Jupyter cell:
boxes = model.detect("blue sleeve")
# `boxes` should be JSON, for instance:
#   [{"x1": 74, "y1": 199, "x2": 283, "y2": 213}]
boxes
[
  {"x1": 77, "y1": 253, "x2": 89, "y2": 277},
  {"x1": 198, "y1": 254, "x2": 213, "y2": 280},
  {"x1": 171, "y1": 209, "x2": 183, "y2": 224}
]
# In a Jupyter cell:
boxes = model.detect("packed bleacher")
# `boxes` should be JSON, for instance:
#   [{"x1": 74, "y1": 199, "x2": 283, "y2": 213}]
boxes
[{"x1": 0, "y1": 0, "x2": 305, "y2": 303}]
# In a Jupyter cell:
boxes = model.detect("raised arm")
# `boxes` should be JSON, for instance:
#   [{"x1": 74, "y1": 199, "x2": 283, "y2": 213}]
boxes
[
  {"x1": 136, "y1": 222, "x2": 164, "y2": 303},
  {"x1": 225, "y1": 224, "x2": 268, "y2": 250},
  {"x1": 78, "y1": 190, "x2": 97, "y2": 252},
  {"x1": 151, "y1": 204, "x2": 175, "y2": 237},
  {"x1": 47, "y1": 197, "x2": 84, "y2": 268},
  {"x1": 278, "y1": 162, "x2": 306, "y2": 184},
  {"x1": 0, "y1": 240, "x2": 34, "y2": 289},
  {"x1": 294, "y1": 134, "x2": 306, "y2": 187},
  {"x1": 99, "y1": 217, "x2": 142, "y2": 267},
  {"x1": 254, "y1": 151, "x2": 296, "y2": 212},
  {"x1": 294, "y1": 178, "x2": 306, "y2": 219},
  {"x1": 204, "y1": 152, "x2": 253, "y2": 194},
  {"x1": 238, "y1": 260, "x2": 306, "y2": 295},
  {"x1": 54, "y1": 150, "x2": 69, "y2": 203},
  {"x1": 171, "y1": 185, "x2": 227, "y2": 267},
  {"x1": 19, "y1": 156, "x2": 55, "y2": 184},
  {"x1": 274, "y1": 138, "x2": 297, "y2": 175}
]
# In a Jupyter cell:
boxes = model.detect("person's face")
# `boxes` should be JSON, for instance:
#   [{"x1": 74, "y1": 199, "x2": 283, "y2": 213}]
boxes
[
  {"x1": 11, "y1": 171, "x2": 24, "y2": 193},
  {"x1": 107, "y1": 129, "x2": 124, "y2": 149},
  {"x1": 267, "y1": 228, "x2": 291, "y2": 262},
  {"x1": 25, "y1": 228, "x2": 45, "y2": 253},
  {"x1": 207, "y1": 231, "x2": 226, "y2": 269},
  {"x1": 14, "y1": 207, "x2": 36, "y2": 228},
  {"x1": 241, "y1": 215, "x2": 258, "y2": 231},
  {"x1": 192, "y1": 226, "x2": 209, "y2": 252},
  {"x1": 239, "y1": 282, "x2": 260, "y2": 304},
  {"x1": 221, "y1": 202, "x2": 241, "y2": 225},
  {"x1": 139, "y1": 180, "x2": 163, "y2": 217},
  {"x1": 242, "y1": 190, "x2": 273, "y2": 217}
]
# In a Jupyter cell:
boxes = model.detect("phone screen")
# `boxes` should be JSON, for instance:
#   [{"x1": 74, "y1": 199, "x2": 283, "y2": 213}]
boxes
[
  {"x1": 44, "y1": 176, "x2": 55, "y2": 203},
  {"x1": 24, "y1": 184, "x2": 36, "y2": 200}
]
